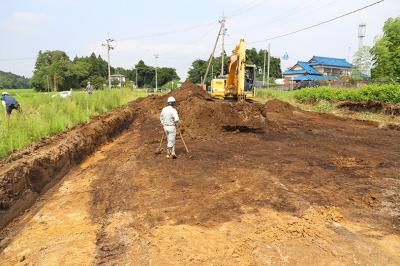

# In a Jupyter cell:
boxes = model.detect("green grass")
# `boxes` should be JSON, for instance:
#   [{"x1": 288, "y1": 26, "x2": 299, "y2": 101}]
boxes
[
  {"x1": 256, "y1": 88, "x2": 296, "y2": 102},
  {"x1": 0, "y1": 88, "x2": 147, "y2": 157},
  {"x1": 294, "y1": 84, "x2": 400, "y2": 104}
]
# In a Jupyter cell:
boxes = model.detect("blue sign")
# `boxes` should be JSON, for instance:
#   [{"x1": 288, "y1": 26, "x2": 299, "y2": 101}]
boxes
[{"x1": 283, "y1": 52, "x2": 289, "y2": 60}]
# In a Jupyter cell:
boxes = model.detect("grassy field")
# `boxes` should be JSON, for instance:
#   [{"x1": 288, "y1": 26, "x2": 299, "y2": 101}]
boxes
[
  {"x1": 256, "y1": 85, "x2": 400, "y2": 126},
  {"x1": 0, "y1": 88, "x2": 148, "y2": 157}
]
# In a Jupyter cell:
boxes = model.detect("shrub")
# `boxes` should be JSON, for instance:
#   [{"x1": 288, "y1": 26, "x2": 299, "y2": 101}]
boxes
[{"x1": 294, "y1": 84, "x2": 400, "y2": 104}]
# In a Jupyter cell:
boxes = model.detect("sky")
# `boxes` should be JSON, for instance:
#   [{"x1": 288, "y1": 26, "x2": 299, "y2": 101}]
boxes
[{"x1": 0, "y1": 0, "x2": 399, "y2": 80}]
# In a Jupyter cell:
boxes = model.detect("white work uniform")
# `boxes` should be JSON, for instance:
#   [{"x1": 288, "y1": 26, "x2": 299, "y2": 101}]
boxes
[{"x1": 160, "y1": 105, "x2": 179, "y2": 148}]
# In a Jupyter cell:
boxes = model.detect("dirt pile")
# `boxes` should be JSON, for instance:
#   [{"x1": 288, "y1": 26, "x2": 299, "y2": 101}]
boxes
[{"x1": 137, "y1": 82, "x2": 274, "y2": 139}]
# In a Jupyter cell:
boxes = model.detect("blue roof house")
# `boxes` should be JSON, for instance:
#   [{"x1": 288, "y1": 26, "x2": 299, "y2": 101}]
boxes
[{"x1": 283, "y1": 56, "x2": 352, "y2": 82}]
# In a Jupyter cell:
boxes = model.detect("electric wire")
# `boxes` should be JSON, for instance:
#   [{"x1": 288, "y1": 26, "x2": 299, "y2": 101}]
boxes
[{"x1": 248, "y1": 0, "x2": 385, "y2": 44}]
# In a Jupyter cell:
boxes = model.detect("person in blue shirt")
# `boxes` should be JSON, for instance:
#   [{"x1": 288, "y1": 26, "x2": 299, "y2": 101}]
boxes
[{"x1": 1, "y1": 92, "x2": 21, "y2": 116}]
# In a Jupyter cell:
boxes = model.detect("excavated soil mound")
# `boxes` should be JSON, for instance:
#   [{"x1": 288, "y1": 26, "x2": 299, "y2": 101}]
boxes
[
  {"x1": 264, "y1": 99, "x2": 297, "y2": 115},
  {"x1": 135, "y1": 82, "x2": 274, "y2": 139}
]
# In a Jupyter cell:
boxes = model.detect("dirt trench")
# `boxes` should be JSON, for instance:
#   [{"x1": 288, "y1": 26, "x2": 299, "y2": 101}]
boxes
[
  {"x1": 1, "y1": 83, "x2": 400, "y2": 265},
  {"x1": 0, "y1": 100, "x2": 142, "y2": 229}
]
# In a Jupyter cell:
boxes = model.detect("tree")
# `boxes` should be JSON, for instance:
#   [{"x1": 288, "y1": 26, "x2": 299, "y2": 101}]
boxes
[
  {"x1": 73, "y1": 53, "x2": 110, "y2": 88},
  {"x1": 246, "y1": 48, "x2": 282, "y2": 79},
  {"x1": 352, "y1": 45, "x2": 373, "y2": 77},
  {"x1": 31, "y1": 50, "x2": 179, "y2": 90},
  {"x1": 187, "y1": 55, "x2": 229, "y2": 84},
  {"x1": 31, "y1": 50, "x2": 75, "y2": 91},
  {"x1": 133, "y1": 60, "x2": 179, "y2": 88},
  {"x1": 370, "y1": 17, "x2": 400, "y2": 82}
]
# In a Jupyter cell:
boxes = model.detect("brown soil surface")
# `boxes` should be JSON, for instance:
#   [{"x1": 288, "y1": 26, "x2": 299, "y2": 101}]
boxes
[
  {"x1": 1, "y1": 83, "x2": 400, "y2": 265},
  {"x1": 337, "y1": 100, "x2": 400, "y2": 116}
]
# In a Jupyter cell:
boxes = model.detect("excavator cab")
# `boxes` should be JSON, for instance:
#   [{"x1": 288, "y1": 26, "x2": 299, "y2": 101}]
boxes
[{"x1": 244, "y1": 65, "x2": 256, "y2": 99}]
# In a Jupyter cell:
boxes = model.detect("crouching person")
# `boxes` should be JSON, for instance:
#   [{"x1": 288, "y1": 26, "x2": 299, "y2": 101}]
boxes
[{"x1": 1, "y1": 92, "x2": 21, "y2": 116}]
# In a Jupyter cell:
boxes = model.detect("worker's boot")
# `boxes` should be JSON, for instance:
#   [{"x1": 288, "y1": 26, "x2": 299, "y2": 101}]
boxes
[
  {"x1": 166, "y1": 148, "x2": 172, "y2": 159},
  {"x1": 171, "y1": 146, "x2": 177, "y2": 159}
]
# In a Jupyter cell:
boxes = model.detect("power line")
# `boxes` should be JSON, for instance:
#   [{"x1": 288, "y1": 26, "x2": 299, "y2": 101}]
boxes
[
  {"x1": 226, "y1": 0, "x2": 267, "y2": 19},
  {"x1": 249, "y1": 0, "x2": 385, "y2": 44},
  {"x1": 116, "y1": 21, "x2": 219, "y2": 42},
  {"x1": 114, "y1": 1, "x2": 267, "y2": 42}
]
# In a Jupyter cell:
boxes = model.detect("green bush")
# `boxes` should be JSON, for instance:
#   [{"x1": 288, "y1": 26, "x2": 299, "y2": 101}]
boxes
[{"x1": 294, "y1": 84, "x2": 400, "y2": 104}]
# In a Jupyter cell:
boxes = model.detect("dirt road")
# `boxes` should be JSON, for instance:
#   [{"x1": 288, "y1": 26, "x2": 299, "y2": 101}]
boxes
[{"x1": 1, "y1": 84, "x2": 399, "y2": 265}]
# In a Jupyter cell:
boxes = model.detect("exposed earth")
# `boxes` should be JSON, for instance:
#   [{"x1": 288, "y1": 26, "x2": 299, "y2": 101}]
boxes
[{"x1": 0, "y1": 83, "x2": 399, "y2": 265}]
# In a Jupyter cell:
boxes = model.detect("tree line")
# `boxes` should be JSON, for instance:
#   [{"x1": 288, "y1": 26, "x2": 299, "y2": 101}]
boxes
[
  {"x1": 187, "y1": 48, "x2": 282, "y2": 84},
  {"x1": 31, "y1": 51, "x2": 180, "y2": 91},
  {"x1": 0, "y1": 70, "x2": 30, "y2": 89}
]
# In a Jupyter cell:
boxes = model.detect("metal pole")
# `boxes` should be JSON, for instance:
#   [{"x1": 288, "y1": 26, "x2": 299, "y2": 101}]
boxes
[
  {"x1": 267, "y1": 43, "x2": 271, "y2": 89},
  {"x1": 102, "y1": 37, "x2": 114, "y2": 88},
  {"x1": 262, "y1": 45, "x2": 266, "y2": 86},
  {"x1": 220, "y1": 17, "x2": 226, "y2": 77},
  {"x1": 201, "y1": 20, "x2": 224, "y2": 86},
  {"x1": 154, "y1": 54, "x2": 159, "y2": 91},
  {"x1": 135, "y1": 68, "x2": 138, "y2": 89},
  {"x1": 107, "y1": 46, "x2": 111, "y2": 88}
]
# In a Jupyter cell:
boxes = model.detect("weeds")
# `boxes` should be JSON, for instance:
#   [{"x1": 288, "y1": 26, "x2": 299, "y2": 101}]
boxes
[
  {"x1": 294, "y1": 84, "x2": 400, "y2": 104},
  {"x1": 0, "y1": 88, "x2": 147, "y2": 157}
]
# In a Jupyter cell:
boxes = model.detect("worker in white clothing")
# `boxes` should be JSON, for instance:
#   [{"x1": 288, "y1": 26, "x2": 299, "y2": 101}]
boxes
[{"x1": 160, "y1": 96, "x2": 180, "y2": 159}]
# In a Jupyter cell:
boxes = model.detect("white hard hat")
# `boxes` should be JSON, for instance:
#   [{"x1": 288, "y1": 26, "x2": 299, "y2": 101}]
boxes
[
  {"x1": 167, "y1": 96, "x2": 176, "y2": 103},
  {"x1": 2, "y1": 92, "x2": 9, "y2": 96}
]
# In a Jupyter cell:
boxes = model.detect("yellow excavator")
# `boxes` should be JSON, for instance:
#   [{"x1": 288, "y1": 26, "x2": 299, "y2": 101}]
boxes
[{"x1": 210, "y1": 39, "x2": 256, "y2": 101}]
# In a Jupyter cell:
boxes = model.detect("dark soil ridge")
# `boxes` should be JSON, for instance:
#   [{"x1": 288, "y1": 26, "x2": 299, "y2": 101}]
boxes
[
  {"x1": 337, "y1": 100, "x2": 400, "y2": 116},
  {"x1": 0, "y1": 100, "x2": 142, "y2": 229}
]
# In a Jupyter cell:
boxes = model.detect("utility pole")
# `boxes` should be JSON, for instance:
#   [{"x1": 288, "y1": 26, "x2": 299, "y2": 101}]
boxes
[
  {"x1": 102, "y1": 37, "x2": 114, "y2": 88},
  {"x1": 135, "y1": 68, "x2": 138, "y2": 89},
  {"x1": 201, "y1": 19, "x2": 224, "y2": 86},
  {"x1": 267, "y1": 43, "x2": 271, "y2": 89},
  {"x1": 154, "y1": 54, "x2": 159, "y2": 91},
  {"x1": 358, "y1": 23, "x2": 366, "y2": 49},
  {"x1": 220, "y1": 16, "x2": 226, "y2": 77},
  {"x1": 262, "y1": 47, "x2": 266, "y2": 87}
]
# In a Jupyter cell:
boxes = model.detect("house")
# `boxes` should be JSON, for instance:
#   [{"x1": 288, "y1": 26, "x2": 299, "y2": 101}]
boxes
[
  {"x1": 283, "y1": 56, "x2": 352, "y2": 83},
  {"x1": 110, "y1": 74, "x2": 126, "y2": 87}
]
